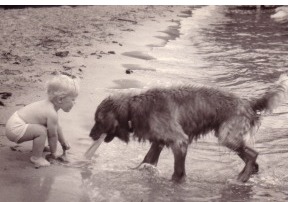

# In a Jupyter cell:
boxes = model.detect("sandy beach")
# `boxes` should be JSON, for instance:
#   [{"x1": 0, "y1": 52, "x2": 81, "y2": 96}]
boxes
[{"x1": 0, "y1": 5, "x2": 192, "y2": 202}]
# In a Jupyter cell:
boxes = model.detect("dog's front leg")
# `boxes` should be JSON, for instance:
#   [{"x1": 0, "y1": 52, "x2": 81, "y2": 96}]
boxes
[
  {"x1": 141, "y1": 141, "x2": 164, "y2": 166},
  {"x1": 171, "y1": 140, "x2": 188, "y2": 183},
  {"x1": 131, "y1": 141, "x2": 164, "y2": 169}
]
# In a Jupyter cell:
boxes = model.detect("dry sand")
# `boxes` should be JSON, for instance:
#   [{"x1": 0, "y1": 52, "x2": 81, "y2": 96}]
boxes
[{"x1": 0, "y1": 5, "x2": 192, "y2": 202}]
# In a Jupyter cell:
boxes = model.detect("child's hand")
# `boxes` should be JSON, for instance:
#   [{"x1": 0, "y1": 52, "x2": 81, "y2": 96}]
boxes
[
  {"x1": 51, "y1": 153, "x2": 58, "y2": 159},
  {"x1": 61, "y1": 142, "x2": 70, "y2": 151},
  {"x1": 45, "y1": 153, "x2": 57, "y2": 163}
]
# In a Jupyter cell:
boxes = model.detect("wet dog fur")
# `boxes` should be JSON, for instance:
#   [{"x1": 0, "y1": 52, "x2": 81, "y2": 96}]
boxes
[{"x1": 89, "y1": 75, "x2": 287, "y2": 182}]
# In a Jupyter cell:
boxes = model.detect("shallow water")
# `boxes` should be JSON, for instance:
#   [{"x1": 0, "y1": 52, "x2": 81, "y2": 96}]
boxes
[{"x1": 60, "y1": 6, "x2": 288, "y2": 202}]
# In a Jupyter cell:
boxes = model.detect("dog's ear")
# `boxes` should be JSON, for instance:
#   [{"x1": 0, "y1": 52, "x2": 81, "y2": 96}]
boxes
[
  {"x1": 104, "y1": 113, "x2": 118, "y2": 143},
  {"x1": 105, "y1": 112, "x2": 118, "y2": 132},
  {"x1": 112, "y1": 119, "x2": 119, "y2": 133},
  {"x1": 113, "y1": 97, "x2": 129, "y2": 124}
]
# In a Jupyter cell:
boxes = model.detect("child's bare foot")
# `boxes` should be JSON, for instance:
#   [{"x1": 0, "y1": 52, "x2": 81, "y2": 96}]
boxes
[{"x1": 30, "y1": 156, "x2": 50, "y2": 167}]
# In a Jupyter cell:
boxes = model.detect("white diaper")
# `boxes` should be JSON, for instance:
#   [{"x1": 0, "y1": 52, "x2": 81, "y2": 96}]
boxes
[{"x1": 5, "y1": 112, "x2": 29, "y2": 143}]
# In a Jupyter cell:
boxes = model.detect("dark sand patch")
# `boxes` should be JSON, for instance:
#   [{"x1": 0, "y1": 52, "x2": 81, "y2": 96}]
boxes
[
  {"x1": 147, "y1": 22, "x2": 181, "y2": 47},
  {"x1": 157, "y1": 24, "x2": 181, "y2": 41},
  {"x1": 178, "y1": 9, "x2": 194, "y2": 18},
  {"x1": 111, "y1": 79, "x2": 144, "y2": 89},
  {"x1": 122, "y1": 64, "x2": 156, "y2": 72},
  {"x1": 121, "y1": 51, "x2": 156, "y2": 60}
]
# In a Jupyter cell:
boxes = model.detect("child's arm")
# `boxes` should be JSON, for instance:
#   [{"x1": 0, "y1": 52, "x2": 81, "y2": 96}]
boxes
[
  {"x1": 57, "y1": 125, "x2": 70, "y2": 150},
  {"x1": 47, "y1": 112, "x2": 59, "y2": 158}
]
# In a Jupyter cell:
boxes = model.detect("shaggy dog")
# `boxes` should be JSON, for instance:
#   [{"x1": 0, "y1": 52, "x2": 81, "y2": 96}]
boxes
[{"x1": 89, "y1": 74, "x2": 287, "y2": 183}]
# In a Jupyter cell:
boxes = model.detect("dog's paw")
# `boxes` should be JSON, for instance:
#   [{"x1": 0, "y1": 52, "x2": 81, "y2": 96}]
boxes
[
  {"x1": 137, "y1": 163, "x2": 160, "y2": 176},
  {"x1": 252, "y1": 163, "x2": 259, "y2": 174},
  {"x1": 171, "y1": 173, "x2": 186, "y2": 183},
  {"x1": 237, "y1": 169, "x2": 252, "y2": 183},
  {"x1": 227, "y1": 178, "x2": 246, "y2": 185}
]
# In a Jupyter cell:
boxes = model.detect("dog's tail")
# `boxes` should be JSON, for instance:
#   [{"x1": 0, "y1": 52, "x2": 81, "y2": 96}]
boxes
[{"x1": 251, "y1": 74, "x2": 288, "y2": 113}]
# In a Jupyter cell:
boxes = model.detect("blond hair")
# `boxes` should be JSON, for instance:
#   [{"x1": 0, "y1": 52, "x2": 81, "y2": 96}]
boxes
[{"x1": 47, "y1": 75, "x2": 79, "y2": 101}]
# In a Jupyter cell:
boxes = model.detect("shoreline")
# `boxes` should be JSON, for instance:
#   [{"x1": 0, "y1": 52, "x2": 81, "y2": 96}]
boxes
[{"x1": 0, "y1": 5, "x2": 192, "y2": 201}]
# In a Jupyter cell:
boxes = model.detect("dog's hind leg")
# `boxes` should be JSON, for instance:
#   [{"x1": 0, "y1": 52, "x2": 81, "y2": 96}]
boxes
[
  {"x1": 235, "y1": 146, "x2": 258, "y2": 182},
  {"x1": 224, "y1": 141, "x2": 258, "y2": 182},
  {"x1": 218, "y1": 117, "x2": 259, "y2": 182},
  {"x1": 237, "y1": 149, "x2": 259, "y2": 174}
]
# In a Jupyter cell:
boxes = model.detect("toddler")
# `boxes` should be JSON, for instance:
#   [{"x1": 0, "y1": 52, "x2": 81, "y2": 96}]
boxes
[{"x1": 5, "y1": 74, "x2": 79, "y2": 167}]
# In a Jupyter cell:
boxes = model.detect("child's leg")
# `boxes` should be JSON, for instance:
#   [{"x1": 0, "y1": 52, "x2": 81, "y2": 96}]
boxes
[{"x1": 17, "y1": 124, "x2": 47, "y2": 159}]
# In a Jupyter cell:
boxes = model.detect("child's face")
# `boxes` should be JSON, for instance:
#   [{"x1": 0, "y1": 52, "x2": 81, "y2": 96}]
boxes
[{"x1": 59, "y1": 95, "x2": 77, "y2": 112}]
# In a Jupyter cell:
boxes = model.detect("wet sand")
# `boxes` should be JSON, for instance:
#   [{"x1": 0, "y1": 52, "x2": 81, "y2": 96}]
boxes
[{"x1": 0, "y1": 5, "x2": 192, "y2": 201}]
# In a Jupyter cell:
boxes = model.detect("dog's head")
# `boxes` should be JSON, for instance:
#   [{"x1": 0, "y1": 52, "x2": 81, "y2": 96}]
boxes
[{"x1": 89, "y1": 96, "x2": 130, "y2": 143}]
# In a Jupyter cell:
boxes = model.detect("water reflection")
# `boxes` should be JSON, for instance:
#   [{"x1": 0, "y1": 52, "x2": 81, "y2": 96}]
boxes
[
  {"x1": 1, "y1": 168, "x2": 88, "y2": 202},
  {"x1": 192, "y1": 6, "x2": 288, "y2": 84},
  {"x1": 21, "y1": 175, "x2": 54, "y2": 202},
  {"x1": 218, "y1": 183, "x2": 253, "y2": 202}
]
